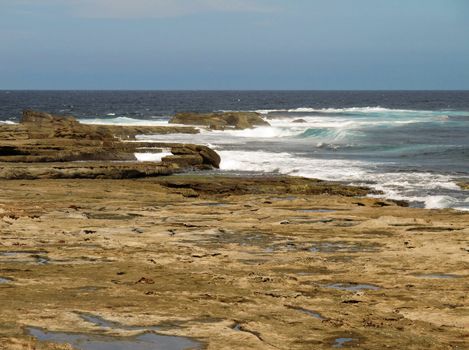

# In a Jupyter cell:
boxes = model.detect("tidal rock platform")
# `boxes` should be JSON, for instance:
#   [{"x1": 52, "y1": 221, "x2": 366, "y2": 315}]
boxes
[{"x1": 0, "y1": 175, "x2": 467, "y2": 349}]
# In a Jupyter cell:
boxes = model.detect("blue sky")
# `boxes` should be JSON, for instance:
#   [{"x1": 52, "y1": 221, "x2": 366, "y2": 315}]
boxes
[{"x1": 1, "y1": 0, "x2": 468, "y2": 89}]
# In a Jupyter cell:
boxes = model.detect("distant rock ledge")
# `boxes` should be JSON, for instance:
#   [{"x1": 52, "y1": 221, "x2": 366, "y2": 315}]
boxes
[
  {"x1": 20, "y1": 109, "x2": 199, "y2": 140},
  {"x1": 169, "y1": 111, "x2": 270, "y2": 130},
  {"x1": 0, "y1": 110, "x2": 220, "y2": 179}
]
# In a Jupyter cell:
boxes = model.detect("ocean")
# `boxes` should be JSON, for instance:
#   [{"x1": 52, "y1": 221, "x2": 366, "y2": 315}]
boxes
[{"x1": 1, "y1": 90, "x2": 468, "y2": 210}]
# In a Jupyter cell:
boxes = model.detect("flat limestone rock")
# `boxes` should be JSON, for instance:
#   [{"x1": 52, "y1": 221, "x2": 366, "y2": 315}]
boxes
[
  {"x1": 0, "y1": 162, "x2": 178, "y2": 180},
  {"x1": 0, "y1": 175, "x2": 467, "y2": 350}
]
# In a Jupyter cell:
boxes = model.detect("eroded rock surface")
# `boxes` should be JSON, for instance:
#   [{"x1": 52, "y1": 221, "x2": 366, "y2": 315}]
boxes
[
  {"x1": 0, "y1": 175, "x2": 467, "y2": 350},
  {"x1": 156, "y1": 175, "x2": 374, "y2": 198},
  {"x1": 169, "y1": 111, "x2": 270, "y2": 130}
]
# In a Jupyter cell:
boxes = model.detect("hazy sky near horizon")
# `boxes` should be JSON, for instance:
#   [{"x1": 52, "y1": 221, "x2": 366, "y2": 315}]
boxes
[{"x1": 1, "y1": 0, "x2": 468, "y2": 90}]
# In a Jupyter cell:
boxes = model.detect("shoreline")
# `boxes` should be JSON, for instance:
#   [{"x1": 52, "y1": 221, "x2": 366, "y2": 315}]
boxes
[
  {"x1": 1, "y1": 110, "x2": 468, "y2": 211},
  {"x1": 0, "y1": 110, "x2": 468, "y2": 349}
]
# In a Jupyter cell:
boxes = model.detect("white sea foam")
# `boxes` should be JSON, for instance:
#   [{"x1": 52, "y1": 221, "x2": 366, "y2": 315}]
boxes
[
  {"x1": 219, "y1": 150, "x2": 368, "y2": 181},
  {"x1": 256, "y1": 106, "x2": 419, "y2": 114},
  {"x1": 267, "y1": 114, "x2": 442, "y2": 134},
  {"x1": 422, "y1": 196, "x2": 459, "y2": 209},
  {"x1": 219, "y1": 150, "x2": 465, "y2": 209},
  {"x1": 221, "y1": 126, "x2": 299, "y2": 138},
  {"x1": 81, "y1": 117, "x2": 169, "y2": 126},
  {"x1": 0, "y1": 121, "x2": 17, "y2": 125},
  {"x1": 255, "y1": 109, "x2": 288, "y2": 115},
  {"x1": 134, "y1": 152, "x2": 171, "y2": 162},
  {"x1": 80, "y1": 109, "x2": 447, "y2": 145},
  {"x1": 81, "y1": 110, "x2": 468, "y2": 211},
  {"x1": 137, "y1": 132, "x2": 244, "y2": 146}
]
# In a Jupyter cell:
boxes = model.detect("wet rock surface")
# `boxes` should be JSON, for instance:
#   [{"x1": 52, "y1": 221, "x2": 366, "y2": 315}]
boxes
[
  {"x1": 0, "y1": 277, "x2": 11, "y2": 284},
  {"x1": 0, "y1": 175, "x2": 468, "y2": 349},
  {"x1": 27, "y1": 327, "x2": 203, "y2": 350},
  {"x1": 155, "y1": 175, "x2": 374, "y2": 197}
]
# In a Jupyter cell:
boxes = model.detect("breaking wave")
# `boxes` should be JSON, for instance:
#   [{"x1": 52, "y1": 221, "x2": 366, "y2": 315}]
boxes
[
  {"x1": 219, "y1": 150, "x2": 468, "y2": 210},
  {"x1": 255, "y1": 106, "x2": 420, "y2": 114},
  {"x1": 80, "y1": 116, "x2": 168, "y2": 126},
  {"x1": 73, "y1": 106, "x2": 469, "y2": 211}
]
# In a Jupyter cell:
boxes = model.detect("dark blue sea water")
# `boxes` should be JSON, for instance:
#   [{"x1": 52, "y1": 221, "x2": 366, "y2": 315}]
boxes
[
  {"x1": 1, "y1": 90, "x2": 468, "y2": 210},
  {"x1": 1, "y1": 91, "x2": 469, "y2": 121}
]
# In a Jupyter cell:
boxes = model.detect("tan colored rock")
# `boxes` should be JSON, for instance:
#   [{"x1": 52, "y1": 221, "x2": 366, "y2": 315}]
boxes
[
  {"x1": 155, "y1": 175, "x2": 376, "y2": 198},
  {"x1": 171, "y1": 145, "x2": 221, "y2": 168},
  {"x1": 21, "y1": 109, "x2": 115, "y2": 140},
  {"x1": 0, "y1": 176, "x2": 467, "y2": 349},
  {"x1": 162, "y1": 154, "x2": 204, "y2": 168},
  {"x1": 0, "y1": 110, "x2": 220, "y2": 179},
  {"x1": 169, "y1": 111, "x2": 270, "y2": 130},
  {"x1": 20, "y1": 109, "x2": 199, "y2": 140}
]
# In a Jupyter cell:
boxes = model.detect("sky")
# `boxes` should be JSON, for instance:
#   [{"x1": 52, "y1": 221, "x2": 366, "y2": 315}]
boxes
[{"x1": 0, "y1": 0, "x2": 468, "y2": 90}]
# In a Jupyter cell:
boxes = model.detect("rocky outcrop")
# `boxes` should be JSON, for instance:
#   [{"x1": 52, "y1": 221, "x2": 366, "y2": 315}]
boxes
[
  {"x1": 21, "y1": 110, "x2": 198, "y2": 140},
  {"x1": 0, "y1": 110, "x2": 220, "y2": 179},
  {"x1": 458, "y1": 181, "x2": 469, "y2": 190},
  {"x1": 156, "y1": 175, "x2": 375, "y2": 197},
  {"x1": 0, "y1": 140, "x2": 219, "y2": 166},
  {"x1": 171, "y1": 145, "x2": 221, "y2": 168},
  {"x1": 169, "y1": 112, "x2": 270, "y2": 130},
  {"x1": 0, "y1": 162, "x2": 177, "y2": 180}
]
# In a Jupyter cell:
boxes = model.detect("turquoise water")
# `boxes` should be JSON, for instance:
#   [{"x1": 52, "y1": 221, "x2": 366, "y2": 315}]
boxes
[
  {"x1": 1, "y1": 91, "x2": 468, "y2": 210},
  {"x1": 136, "y1": 107, "x2": 469, "y2": 210}
]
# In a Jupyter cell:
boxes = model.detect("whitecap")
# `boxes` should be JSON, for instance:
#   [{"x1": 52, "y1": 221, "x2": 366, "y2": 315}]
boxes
[
  {"x1": 221, "y1": 126, "x2": 299, "y2": 138},
  {"x1": 218, "y1": 150, "x2": 466, "y2": 210},
  {"x1": 81, "y1": 117, "x2": 169, "y2": 126},
  {"x1": 219, "y1": 150, "x2": 368, "y2": 181},
  {"x1": 255, "y1": 109, "x2": 288, "y2": 115},
  {"x1": 423, "y1": 196, "x2": 459, "y2": 209},
  {"x1": 254, "y1": 106, "x2": 418, "y2": 114},
  {"x1": 453, "y1": 207, "x2": 469, "y2": 211}
]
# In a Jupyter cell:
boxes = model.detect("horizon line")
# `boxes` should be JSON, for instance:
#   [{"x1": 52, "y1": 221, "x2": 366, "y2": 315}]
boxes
[{"x1": 2, "y1": 89, "x2": 469, "y2": 92}]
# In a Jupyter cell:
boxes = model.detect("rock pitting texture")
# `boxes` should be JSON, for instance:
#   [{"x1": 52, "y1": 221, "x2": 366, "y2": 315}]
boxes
[{"x1": 0, "y1": 175, "x2": 467, "y2": 350}]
